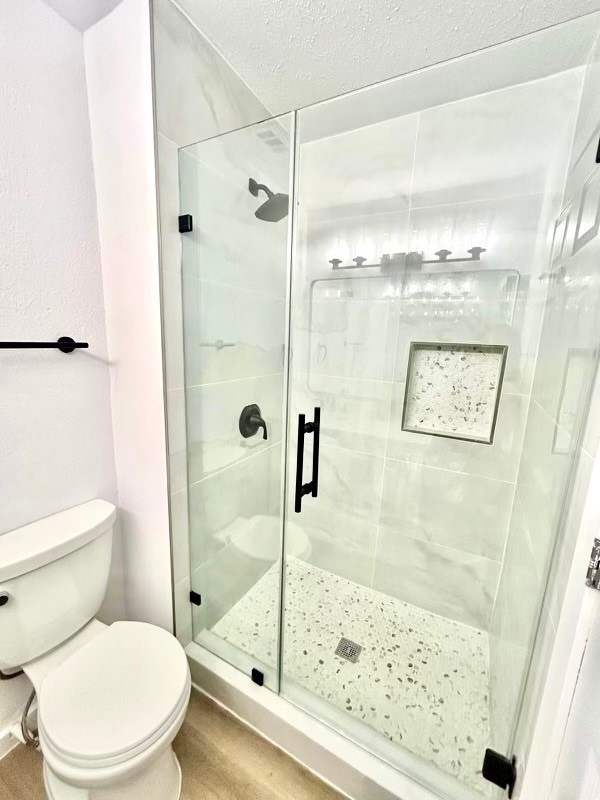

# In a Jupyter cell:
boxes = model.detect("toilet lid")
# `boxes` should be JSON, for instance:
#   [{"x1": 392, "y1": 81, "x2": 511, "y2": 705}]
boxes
[{"x1": 39, "y1": 621, "x2": 190, "y2": 767}]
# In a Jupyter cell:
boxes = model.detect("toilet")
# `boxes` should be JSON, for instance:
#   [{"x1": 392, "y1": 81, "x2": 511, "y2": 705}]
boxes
[{"x1": 0, "y1": 500, "x2": 191, "y2": 800}]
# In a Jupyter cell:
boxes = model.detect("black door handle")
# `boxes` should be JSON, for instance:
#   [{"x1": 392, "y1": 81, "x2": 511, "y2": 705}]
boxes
[{"x1": 294, "y1": 407, "x2": 320, "y2": 513}]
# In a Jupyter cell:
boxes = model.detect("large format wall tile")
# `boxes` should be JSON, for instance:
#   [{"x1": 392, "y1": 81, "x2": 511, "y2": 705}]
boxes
[
  {"x1": 157, "y1": 133, "x2": 181, "y2": 276},
  {"x1": 405, "y1": 193, "x2": 545, "y2": 273},
  {"x1": 388, "y1": 385, "x2": 528, "y2": 483},
  {"x1": 301, "y1": 297, "x2": 398, "y2": 382},
  {"x1": 303, "y1": 444, "x2": 384, "y2": 527},
  {"x1": 170, "y1": 487, "x2": 190, "y2": 586},
  {"x1": 488, "y1": 496, "x2": 543, "y2": 751},
  {"x1": 192, "y1": 515, "x2": 279, "y2": 632},
  {"x1": 153, "y1": 0, "x2": 268, "y2": 148},
  {"x1": 188, "y1": 443, "x2": 281, "y2": 570},
  {"x1": 166, "y1": 386, "x2": 187, "y2": 489},
  {"x1": 391, "y1": 290, "x2": 529, "y2": 400},
  {"x1": 291, "y1": 372, "x2": 392, "y2": 458},
  {"x1": 292, "y1": 505, "x2": 378, "y2": 589},
  {"x1": 186, "y1": 372, "x2": 283, "y2": 483},
  {"x1": 531, "y1": 247, "x2": 600, "y2": 436},
  {"x1": 184, "y1": 279, "x2": 285, "y2": 387},
  {"x1": 301, "y1": 211, "x2": 411, "y2": 285},
  {"x1": 162, "y1": 269, "x2": 184, "y2": 391},
  {"x1": 546, "y1": 447, "x2": 594, "y2": 625},
  {"x1": 297, "y1": 112, "x2": 418, "y2": 216},
  {"x1": 410, "y1": 71, "x2": 582, "y2": 209},
  {"x1": 174, "y1": 573, "x2": 193, "y2": 647},
  {"x1": 372, "y1": 528, "x2": 500, "y2": 629},
  {"x1": 516, "y1": 401, "x2": 572, "y2": 570},
  {"x1": 513, "y1": 604, "x2": 557, "y2": 759},
  {"x1": 182, "y1": 128, "x2": 290, "y2": 298},
  {"x1": 153, "y1": 0, "x2": 285, "y2": 647},
  {"x1": 380, "y1": 457, "x2": 512, "y2": 562}
]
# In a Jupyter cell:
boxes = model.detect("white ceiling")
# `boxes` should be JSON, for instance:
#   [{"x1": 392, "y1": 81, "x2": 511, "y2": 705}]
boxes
[
  {"x1": 177, "y1": 0, "x2": 600, "y2": 114},
  {"x1": 41, "y1": 0, "x2": 123, "y2": 31}
]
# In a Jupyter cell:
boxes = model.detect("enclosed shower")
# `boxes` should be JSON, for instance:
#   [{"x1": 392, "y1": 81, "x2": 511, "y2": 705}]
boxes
[{"x1": 175, "y1": 16, "x2": 600, "y2": 800}]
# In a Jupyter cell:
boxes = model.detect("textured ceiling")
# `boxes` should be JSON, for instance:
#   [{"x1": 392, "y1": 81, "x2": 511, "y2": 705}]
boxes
[
  {"x1": 177, "y1": 0, "x2": 600, "y2": 113},
  {"x1": 41, "y1": 0, "x2": 123, "y2": 31}
]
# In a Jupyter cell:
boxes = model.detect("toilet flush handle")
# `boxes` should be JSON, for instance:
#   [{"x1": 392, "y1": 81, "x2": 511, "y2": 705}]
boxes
[{"x1": 0, "y1": 591, "x2": 10, "y2": 607}]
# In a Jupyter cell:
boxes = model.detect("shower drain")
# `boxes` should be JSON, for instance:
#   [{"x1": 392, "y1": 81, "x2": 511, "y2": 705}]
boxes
[{"x1": 335, "y1": 637, "x2": 363, "y2": 663}]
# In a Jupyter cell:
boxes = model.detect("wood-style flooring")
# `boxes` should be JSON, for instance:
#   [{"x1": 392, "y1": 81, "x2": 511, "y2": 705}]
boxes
[{"x1": 0, "y1": 690, "x2": 345, "y2": 800}]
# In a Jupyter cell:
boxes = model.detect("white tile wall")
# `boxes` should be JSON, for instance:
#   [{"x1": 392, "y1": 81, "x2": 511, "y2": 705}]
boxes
[
  {"x1": 488, "y1": 492, "x2": 543, "y2": 750},
  {"x1": 178, "y1": 114, "x2": 291, "y2": 641},
  {"x1": 380, "y1": 457, "x2": 512, "y2": 562},
  {"x1": 186, "y1": 373, "x2": 284, "y2": 483},
  {"x1": 153, "y1": 0, "x2": 272, "y2": 645},
  {"x1": 372, "y1": 528, "x2": 500, "y2": 629},
  {"x1": 387, "y1": 387, "x2": 528, "y2": 483},
  {"x1": 288, "y1": 71, "x2": 580, "y2": 637},
  {"x1": 188, "y1": 443, "x2": 282, "y2": 570},
  {"x1": 152, "y1": 0, "x2": 267, "y2": 149}
]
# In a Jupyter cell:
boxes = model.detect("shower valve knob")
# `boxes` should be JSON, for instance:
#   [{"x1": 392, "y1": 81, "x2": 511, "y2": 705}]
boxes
[{"x1": 239, "y1": 404, "x2": 268, "y2": 440}]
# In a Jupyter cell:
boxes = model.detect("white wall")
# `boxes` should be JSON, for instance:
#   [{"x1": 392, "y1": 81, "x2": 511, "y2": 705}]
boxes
[
  {"x1": 85, "y1": 0, "x2": 173, "y2": 632},
  {"x1": 0, "y1": 0, "x2": 119, "y2": 739},
  {"x1": 0, "y1": 0, "x2": 117, "y2": 544}
]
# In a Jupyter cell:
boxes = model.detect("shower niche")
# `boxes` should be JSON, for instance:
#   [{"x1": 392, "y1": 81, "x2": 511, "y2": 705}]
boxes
[
  {"x1": 402, "y1": 342, "x2": 508, "y2": 444},
  {"x1": 177, "y1": 19, "x2": 600, "y2": 800}
]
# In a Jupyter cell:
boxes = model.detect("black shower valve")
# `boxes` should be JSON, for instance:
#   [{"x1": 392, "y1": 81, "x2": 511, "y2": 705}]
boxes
[{"x1": 239, "y1": 404, "x2": 268, "y2": 440}]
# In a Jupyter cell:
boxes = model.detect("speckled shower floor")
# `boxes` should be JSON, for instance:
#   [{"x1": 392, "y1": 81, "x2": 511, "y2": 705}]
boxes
[{"x1": 212, "y1": 557, "x2": 491, "y2": 795}]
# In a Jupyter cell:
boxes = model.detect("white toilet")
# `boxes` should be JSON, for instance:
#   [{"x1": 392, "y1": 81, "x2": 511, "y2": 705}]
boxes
[{"x1": 0, "y1": 500, "x2": 191, "y2": 800}]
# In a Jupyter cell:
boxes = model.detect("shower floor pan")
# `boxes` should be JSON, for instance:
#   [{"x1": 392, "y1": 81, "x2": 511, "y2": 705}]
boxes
[{"x1": 212, "y1": 556, "x2": 491, "y2": 796}]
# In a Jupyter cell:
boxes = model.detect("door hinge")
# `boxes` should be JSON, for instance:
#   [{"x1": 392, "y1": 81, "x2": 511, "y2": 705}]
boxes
[
  {"x1": 586, "y1": 538, "x2": 600, "y2": 589},
  {"x1": 189, "y1": 590, "x2": 202, "y2": 606},
  {"x1": 482, "y1": 749, "x2": 517, "y2": 797},
  {"x1": 178, "y1": 213, "x2": 193, "y2": 233}
]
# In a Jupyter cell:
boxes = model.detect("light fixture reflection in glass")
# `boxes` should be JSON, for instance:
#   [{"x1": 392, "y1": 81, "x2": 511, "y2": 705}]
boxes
[
  {"x1": 328, "y1": 235, "x2": 350, "y2": 264},
  {"x1": 354, "y1": 234, "x2": 376, "y2": 262}
]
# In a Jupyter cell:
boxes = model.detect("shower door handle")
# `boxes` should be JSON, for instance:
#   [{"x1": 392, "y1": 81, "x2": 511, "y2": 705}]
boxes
[{"x1": 294, "y1": 407, "x2": 320, "y2": 513}]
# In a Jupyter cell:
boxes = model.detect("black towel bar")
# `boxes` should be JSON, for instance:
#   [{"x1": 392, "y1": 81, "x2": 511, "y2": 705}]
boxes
[{"x1": 0, "y1": 337, "x2": 88, "y2": 353}]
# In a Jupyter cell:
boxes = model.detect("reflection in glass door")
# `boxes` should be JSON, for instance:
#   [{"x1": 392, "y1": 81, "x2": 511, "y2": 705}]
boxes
[{"x1": 179, "y1": 114, "x2": 294, "y2": 691}]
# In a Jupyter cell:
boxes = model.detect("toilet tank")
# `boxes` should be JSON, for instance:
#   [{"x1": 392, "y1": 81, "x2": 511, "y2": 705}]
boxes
[{"x1": 0, "y1": 500, "x2": 116, "y2": 670}]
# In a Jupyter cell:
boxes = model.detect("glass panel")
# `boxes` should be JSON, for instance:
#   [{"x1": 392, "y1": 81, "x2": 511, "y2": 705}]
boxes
[
  {"x1": 280, "y1": 20, "x2": 597, "y2": 800},
  {"x1": 512, "y1": 27, "x2": 600, "y2": 762},
  {"x1": 179, "y1": 114, "x2": 294, "y2": 690}
]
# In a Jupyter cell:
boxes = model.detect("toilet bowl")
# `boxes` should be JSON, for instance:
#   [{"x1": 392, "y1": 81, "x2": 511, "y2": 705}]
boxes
[{"x1": 0, "y1": 501, "x2": 191, "y2": 800}]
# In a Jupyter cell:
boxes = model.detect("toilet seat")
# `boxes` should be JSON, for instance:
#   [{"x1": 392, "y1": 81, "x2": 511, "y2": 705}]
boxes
[{"x1": 39, "y1": 621, "x2": 190, "y2": 775}]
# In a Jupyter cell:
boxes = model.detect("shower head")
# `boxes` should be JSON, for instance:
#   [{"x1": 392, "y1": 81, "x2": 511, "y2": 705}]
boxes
[{"x1": 249, "y1": 178, "x2": 289, "y2": 222}]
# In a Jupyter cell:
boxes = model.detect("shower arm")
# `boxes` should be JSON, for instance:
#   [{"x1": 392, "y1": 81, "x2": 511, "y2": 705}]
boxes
[{"x1": 248, "y1": 178, "x2": 274, "y2": 200}]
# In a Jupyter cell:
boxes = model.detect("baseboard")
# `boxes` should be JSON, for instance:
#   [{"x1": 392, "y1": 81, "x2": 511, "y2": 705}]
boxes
[{"x1": 186, "y1": 641, "x2": 443, "y2": 800}]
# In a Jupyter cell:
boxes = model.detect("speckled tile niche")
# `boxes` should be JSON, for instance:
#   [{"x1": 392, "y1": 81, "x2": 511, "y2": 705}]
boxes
[
  {"x1": 212, "y1": 557, "x2": 492, "y2": 796},
  {"x1": 402, "y1": 342, "x2": 508, "y2": 443}
]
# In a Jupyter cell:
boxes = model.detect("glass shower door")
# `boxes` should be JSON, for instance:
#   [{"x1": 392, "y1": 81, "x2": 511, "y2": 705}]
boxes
[
  {"x1": 279, "y1": 38, "x2": 588, "y2": 800},
  {"x1": 179, "y1": 114, "x2": 294, "y2": 690}
]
